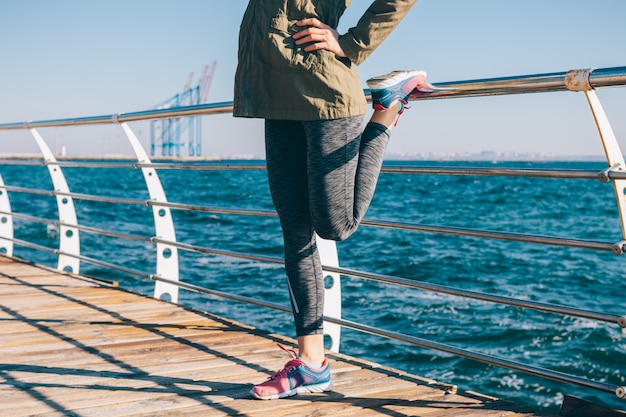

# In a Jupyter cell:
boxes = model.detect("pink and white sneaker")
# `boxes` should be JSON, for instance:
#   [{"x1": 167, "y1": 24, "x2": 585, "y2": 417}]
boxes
[{"x1": 250, "y1": 344, "x2": 333, "y2": 400}]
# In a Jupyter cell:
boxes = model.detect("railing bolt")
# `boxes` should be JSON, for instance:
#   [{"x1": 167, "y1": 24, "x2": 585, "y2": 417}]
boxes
[{"x1": 610, "y1": 241, "x2": 626, "y2": 255}]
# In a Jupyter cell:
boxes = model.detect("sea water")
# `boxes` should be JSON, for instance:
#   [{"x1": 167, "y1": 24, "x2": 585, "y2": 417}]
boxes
[{"x1": 1, "y1": 159, "x2": 625, "y2": 414}]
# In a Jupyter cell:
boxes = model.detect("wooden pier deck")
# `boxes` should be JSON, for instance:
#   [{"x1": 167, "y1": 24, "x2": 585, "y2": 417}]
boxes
[{"x1": 0, "y1": 256, "x2": 545, "y2": 417}]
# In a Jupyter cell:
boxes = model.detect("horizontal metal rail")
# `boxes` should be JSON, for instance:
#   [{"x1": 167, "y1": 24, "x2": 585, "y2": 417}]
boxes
[
  {"x1": 1, "y1": 66, "x2": 625, "y2": 130},
  {"x1": 146, "y1": 237, "x2": 626, "y2": 328},
  {"x1": 0, "y1": 102, "x2": 234, "y2": 130},
  {"x1": 0, "y1": 185, "x2": 57, "y2": 198},
  {"x1": 1, "y1": 211, "x2": 151, "y2": 243},
  {"x1": 5, "y1": 159, "x2": 626, "y2": 182},
  {"x1": 1, "y1": 185, "x2": 148, "y2": 206},
  {"x1": 361, "y1": 218, "x2": 623, "y2": 253},
  {"x1": 9, "y1": 238, "x2": 148, "y2": 279},
  {"x1": 381, "y1": 165, "x2": 626, "y2": 182},
  {"x1": 0, "y1": 159, "x2": 148, "y2": 170},
  {"x1": 4, "y1": 184, "x2": 622, "y2": 253},
  {"x1": 409, "y1": 66, "x2": 626, "y2": 100},
  {"x1": 0, "y1": 159, "x2": 268, "y2": 171},
  {"x1": 328, "y1": 316, "x2": 625, "y2": 398},
  {"x1": 146, "y1": 202, "x2": 624, "y2": 253}
]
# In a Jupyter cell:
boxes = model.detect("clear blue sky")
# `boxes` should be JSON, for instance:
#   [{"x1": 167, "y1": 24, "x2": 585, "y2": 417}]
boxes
[{"x1": 1, "y1": 0, "x2": 625, "y2": 159}]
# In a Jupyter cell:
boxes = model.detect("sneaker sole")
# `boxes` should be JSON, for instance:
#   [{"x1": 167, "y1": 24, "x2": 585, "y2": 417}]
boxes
[
  {"x1": 250, "y1": 380, "x2": 333, "y2": 400},
  {"x1": 371, "y1": 74, "x2": 427, "y2": 111},
  {"x1": 367, "y1": 70, "x2": 427, "y2": 89}
]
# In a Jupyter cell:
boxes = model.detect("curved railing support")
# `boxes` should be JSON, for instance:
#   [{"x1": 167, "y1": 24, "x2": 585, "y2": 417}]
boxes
[
  {"x1": 30, "y1": 128, "x2": 80, "y2": 273},
  {"x1": 0, "y1": 174, "x2": 13, "y2": 256},
  {"x1": 569, "y1": 70, "x2": 626, "y2": 244},
  {"x1": 118, "y1": 122, "x2": 179, "y2": 302},
  {"x1": 317, "y1": 235, "x2": 341, "y2": 353}
]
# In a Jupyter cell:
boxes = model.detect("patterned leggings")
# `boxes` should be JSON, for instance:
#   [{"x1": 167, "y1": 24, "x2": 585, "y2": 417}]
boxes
[{"x1": 265, "y1": 117, "x2": 390, "y2": 336}]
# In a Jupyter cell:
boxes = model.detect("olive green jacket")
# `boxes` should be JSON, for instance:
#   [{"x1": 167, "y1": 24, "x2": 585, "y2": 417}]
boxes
[{"x1": 233, "y1": 0, "x2": 417, "y2": 121}]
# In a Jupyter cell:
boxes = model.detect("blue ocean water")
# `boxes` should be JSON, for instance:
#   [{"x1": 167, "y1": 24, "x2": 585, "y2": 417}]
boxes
[{"x1": 1, "y1": 159, "x2": 625, "y2": 414}]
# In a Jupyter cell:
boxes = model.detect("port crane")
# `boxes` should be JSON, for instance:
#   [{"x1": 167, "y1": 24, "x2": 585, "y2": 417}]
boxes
[{"x1": 150, "y1": 62, "x2": 216, "y2": 157}]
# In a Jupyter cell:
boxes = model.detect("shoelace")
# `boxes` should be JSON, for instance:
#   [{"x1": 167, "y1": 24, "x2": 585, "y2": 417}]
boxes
[
  {"x1": 267, "y1": 359, "x2": 301, "y2": 381},
  {"x1": 265, "y1": 344, "x2": 301, "y2": 381},
  {"x1": 394, "y1": 99, "x2": 409, "y2": 126}
]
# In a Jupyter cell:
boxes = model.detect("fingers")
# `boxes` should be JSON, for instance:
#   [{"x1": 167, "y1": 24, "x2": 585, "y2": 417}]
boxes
[
  {"x1": 292, "y1": 18, "x2": 346, "y2": 57},
  {"x1": 296, "y1": 17, "x2": 327, "y2": 29},
  {"x1": 294, "y1": 30, "x2": 340, "y2": 55},
  {"x1": 293, "y1": 28, "x2": 326, "y2": 45},
  {"x1": 292, "y1": 25, "x2": 330, "y2": 42},
  {"x1": 293, "y1": 17, "x2": 332, "y2": 43}
]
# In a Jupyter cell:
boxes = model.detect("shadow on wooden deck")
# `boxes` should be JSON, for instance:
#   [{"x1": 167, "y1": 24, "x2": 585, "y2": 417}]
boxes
[{"x1": 0, "y1": 256, "x2": 553, "y2": 416}]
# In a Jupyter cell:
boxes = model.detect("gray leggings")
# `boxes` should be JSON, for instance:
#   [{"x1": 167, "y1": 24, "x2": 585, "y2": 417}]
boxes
[{"x1": 265, "y1": 117, "x2": 390, "y2": 336}]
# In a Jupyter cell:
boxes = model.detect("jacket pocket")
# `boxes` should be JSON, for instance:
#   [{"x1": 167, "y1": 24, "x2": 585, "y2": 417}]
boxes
[{"x1": 269, "y1": 13, "x2": 322, "y2": 73}]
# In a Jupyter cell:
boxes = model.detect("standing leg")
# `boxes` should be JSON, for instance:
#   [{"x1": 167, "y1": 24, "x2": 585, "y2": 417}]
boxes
[
  {"x1": 251, "y1": 119, "x2": 333, "y2": 400},
  {"x1": 264, "y1": 120, "x2": 326, "y2": 340}
]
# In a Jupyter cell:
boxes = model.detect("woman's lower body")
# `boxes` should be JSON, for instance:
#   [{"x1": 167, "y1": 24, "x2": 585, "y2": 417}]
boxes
[
  {"x1": 264, "y1": 116, "x2": 390, "y2": 337},
  {"x1": 250, "y1": 69, "x2": 426, "y2": 400}
]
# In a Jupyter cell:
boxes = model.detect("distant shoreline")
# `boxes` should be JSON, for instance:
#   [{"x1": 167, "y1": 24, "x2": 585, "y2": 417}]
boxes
[{"x1": 0, "y1": 152, "x2": 610, "y2": 162}]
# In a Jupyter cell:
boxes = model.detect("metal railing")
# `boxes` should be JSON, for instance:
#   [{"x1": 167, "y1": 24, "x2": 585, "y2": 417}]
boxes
[{"x1": 0, "y1": 66, "x2": 625, "y2": 406}]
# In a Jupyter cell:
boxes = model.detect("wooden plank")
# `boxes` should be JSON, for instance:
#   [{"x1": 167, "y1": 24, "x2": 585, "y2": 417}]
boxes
[{"x1": 0, "y1": 257, "x2": 546, "y2": 417}]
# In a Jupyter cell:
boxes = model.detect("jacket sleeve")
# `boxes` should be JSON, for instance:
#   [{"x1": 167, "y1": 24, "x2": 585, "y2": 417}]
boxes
[{"x1": 338, "y1": 0, "x2": 417, "y2": 66}]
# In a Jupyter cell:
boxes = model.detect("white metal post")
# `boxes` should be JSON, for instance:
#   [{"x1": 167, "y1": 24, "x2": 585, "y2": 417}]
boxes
[
  {"x1": 583, "y1": 91, "x2": 626, "y2": 241},
  {"x1": 119, "y1": 122, "x2": 180, "y2": 302},
  {"x1": 565, "y1": 68, "x2": 626, "y2": 249},
  {"x1": 0, "y1": 174, "x2": 14, "y2": 256},
  {"x1": 30, "y1": 128, "x2": 80, "y2": 273},
  {"x1": 317, "y1": 234, "x2": 342, "y2": 353}
]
